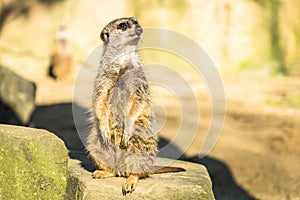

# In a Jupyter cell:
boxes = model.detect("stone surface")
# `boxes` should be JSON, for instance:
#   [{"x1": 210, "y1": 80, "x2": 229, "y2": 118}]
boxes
[
  {"x1": 0, "y1": 124, "x2": 68, "y2": 200},
  {"x1": 66, "y1": 151, "x2": 215, "y2": 200},
  {"x1": 0, "y1": 66, "x2": 36, "y2": 124}
]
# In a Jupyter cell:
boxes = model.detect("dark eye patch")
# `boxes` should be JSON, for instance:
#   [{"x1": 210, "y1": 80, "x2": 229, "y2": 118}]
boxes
[
  {"x1": 117, "y1": 22, "x2": 128, "y2": 30},
  {"x1": 132, "y1": 19, "x2": 138, "y2": 25}
]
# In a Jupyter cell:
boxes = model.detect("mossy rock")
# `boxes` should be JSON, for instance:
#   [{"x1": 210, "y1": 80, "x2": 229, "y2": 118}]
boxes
[{"x1": 0, "y1": 124, "x2": 68, "y2": 200}]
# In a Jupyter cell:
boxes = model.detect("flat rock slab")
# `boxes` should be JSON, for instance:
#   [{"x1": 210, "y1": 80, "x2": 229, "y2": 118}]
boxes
[
  {"x1": 66, "y1": 151, "x2": 215, "y2": 200},
  {"x1": 0, "y1": 124, "x2": 68, "y2": 199}
]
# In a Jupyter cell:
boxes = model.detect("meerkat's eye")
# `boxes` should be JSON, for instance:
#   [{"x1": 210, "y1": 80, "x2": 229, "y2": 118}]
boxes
[
  {"x1": 132, "y1": 19, "x2": 138, "y2": 25},
  {"x1": 117, "y1": 22, "x2": 128, "y2": 31}
]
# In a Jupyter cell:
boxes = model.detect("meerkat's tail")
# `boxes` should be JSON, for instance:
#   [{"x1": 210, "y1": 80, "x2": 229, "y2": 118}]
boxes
[{"x1": 149, "y1": 166, "x2": 186, "y2": 175}]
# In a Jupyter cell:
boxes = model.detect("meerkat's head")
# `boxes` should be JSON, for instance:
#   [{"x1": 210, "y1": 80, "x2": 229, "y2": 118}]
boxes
[{"x1": 100, "y1": 17, "x2": 143, "y2": 50}]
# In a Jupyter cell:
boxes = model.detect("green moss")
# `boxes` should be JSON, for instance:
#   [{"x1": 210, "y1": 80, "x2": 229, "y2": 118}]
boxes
[
  {"x1": 250, "y1": 0, "x2": 287, "y2": 75},
  {"x1": 238, "y1": 59, "x2": 256, "y2": 71},
  {"x1": 288, "y1": 62, "x2": 300, "y2": 76},
  {"x1": 265, "y1": 95, "x2": 300, "y2": 108},
  {"x1": 265, "y1": 99, "x2": 280, "y2": 106},
  {"x1": 0, "y1": 125, "x2": 68, "y2": 200},
  {"x1": 286, "y1": 95, "x2": 300, "y2": 107},
  {"x1": 294, "y1": 25, "x2": 300, "y2": 46}
]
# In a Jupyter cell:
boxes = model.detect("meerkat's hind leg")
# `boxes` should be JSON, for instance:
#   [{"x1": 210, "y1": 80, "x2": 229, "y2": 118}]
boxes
[
  {"x1": 122, "y1": 174, "x2": 139, "y2": 196},
  {"x1": 92, "y1": 170, "x2": 116, "y2": 179}
]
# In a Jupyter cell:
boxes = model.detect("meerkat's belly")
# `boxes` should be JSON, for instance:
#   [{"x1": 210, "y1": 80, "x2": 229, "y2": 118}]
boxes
[
  {"x1": 108, "y1": 75, "x2": 152, "y2": 149},
  {"x1": 108, "y1": 81, "x2": 133, "y2": 148}
]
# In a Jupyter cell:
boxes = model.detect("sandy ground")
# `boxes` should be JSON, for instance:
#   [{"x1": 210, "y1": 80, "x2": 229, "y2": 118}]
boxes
[
  {"x1": 30, "y1": 71, "x2": 300, "y2": 200},
  {"x1": 209, "y1": 77, "x2": 300, "y2": 199}
]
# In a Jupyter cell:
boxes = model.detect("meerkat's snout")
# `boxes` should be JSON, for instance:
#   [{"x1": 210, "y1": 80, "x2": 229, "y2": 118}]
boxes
[
  {"x1": 132, "y1": 18, "x2": 143, "y2": 36},
  {"x1": 135, "y1": 26, "x2": 143, "y2": 36}
]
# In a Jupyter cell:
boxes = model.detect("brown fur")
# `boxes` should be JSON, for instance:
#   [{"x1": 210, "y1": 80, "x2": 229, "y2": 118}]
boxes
[{"x1": 87, "y1": 17, "x2": 184, "y2": 196}]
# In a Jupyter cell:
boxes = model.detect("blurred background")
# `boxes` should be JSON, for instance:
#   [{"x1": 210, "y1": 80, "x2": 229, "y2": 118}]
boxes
[{"x1": 1, "y1": 0, "x2": 300, "y2": 199}]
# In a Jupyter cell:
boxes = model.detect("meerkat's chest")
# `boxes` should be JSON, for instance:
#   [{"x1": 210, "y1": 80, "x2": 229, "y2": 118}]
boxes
[
  {"x1": 114, "y1": 50, "x2": 140, "y2": 66},
  {"x1": 108, "y1": 65, "x2": 147, "y2": 105}
]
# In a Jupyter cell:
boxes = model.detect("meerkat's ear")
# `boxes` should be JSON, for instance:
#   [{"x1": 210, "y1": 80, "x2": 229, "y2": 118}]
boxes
[{"x1": 100, "y1": 29, "x2": 109, "y2": 42}]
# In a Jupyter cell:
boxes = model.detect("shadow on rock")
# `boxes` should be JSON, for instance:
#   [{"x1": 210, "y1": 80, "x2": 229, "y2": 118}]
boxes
[
  {"x1": 29, "y1": 102, "x2": 87, "y2": 151},
  {"x1": 68, "y1": 150, "x2": 95, "y2": 172},
  {"x1": 0, "y1": 101, "x2": 23, "y2": 125}
]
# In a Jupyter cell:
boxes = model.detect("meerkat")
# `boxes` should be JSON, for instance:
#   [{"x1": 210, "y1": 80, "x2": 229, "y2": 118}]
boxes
[
  {"x1": 49, "y1": 26, "x2": 73, "y2": 81},
  {"x1": 87, "y1": 17, "x2": 185, "y2": 196}
]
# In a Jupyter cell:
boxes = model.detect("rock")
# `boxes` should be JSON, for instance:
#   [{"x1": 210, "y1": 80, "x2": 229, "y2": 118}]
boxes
[
  {"x1": 66, "y1": 151, "x2": 215, "y2": 200},
  {"x1": 0, "y1": 124, "x2": 68, "y2": 199},
  {"x1": 0, "y1": 66, "x2": 36, "y2": 125}
]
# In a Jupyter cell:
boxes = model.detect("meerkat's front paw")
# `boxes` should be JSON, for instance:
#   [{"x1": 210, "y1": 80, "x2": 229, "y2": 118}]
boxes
[
  {"x1": 124, "y1": 116, "x2": 134, "y2": 134},
  {"x1": 121, "y1": 134, "x2": 130, "y2": 147},
  {"x1": 122, "y1": 175, "x2": 139, "y2": 196},
  {"x1": 101, "y1": 130, "x2": 110, "y2": 145},
  {"x1": 92, "y1": 170, "x2": 115, "y2": 179},
  {"x1": 126, "y1": 136, "x2": 139, "y2": 152},
  {"x1": 123, "y1": 116, "x2": 134, "y2": 147}
]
